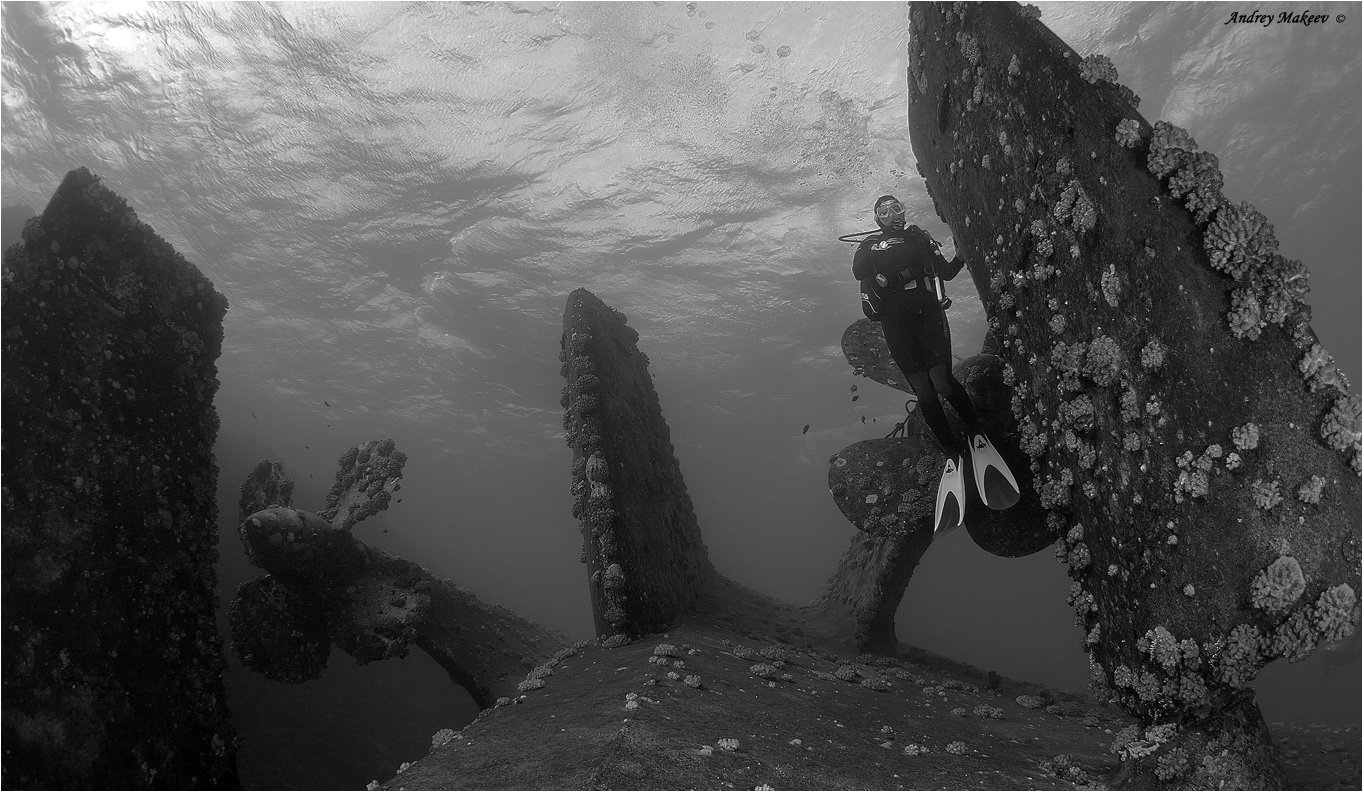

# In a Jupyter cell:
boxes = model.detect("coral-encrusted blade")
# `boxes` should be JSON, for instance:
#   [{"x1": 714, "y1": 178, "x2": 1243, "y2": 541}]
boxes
[
  {"x1": 841, "y1": 319, "x2": 912, "y2": 394},
  {"x1": 321, "y1": 439, "x2": 406, "y2": 532},
  {"x1": 828, "y1": 438, "x2": 939, "y2": 538},
  {"x1": 239, "y1": 459, "x2": 295, "y2": 522},
  {"x1": 228, "y1": 574, "x2": 331, "y2": 683},
  {"x1": 829, "y1": 438, "x2": 1055, "y2": 557}
]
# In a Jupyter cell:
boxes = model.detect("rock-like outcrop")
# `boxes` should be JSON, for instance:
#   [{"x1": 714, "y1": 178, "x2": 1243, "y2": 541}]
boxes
[
  {"x1": 904, "y1": 2, "x2": 1360, "y2": 787},
  {"x1": 1, "y1": 168, "x2": 238, "y2": 788},
  {"x1": 228, "y1": 441, "x2": 568, "y2": 708}
]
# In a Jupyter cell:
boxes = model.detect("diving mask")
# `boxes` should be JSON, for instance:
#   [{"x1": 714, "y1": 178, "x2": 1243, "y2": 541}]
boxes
[{"x1": 874, "y1": 200, "x2": 905, "y2": 221}]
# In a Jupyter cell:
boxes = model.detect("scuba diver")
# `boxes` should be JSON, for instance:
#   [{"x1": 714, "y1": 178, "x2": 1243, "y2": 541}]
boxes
[{"x1": 851, "y1": 194, "x2": 1018, "y2": 534}]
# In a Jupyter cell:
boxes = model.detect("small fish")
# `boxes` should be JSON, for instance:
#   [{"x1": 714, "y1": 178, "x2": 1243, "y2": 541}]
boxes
[
  {"x1": 327, "y1": 424, "x2": 331, "y2": 427},
  {"x1": 851, "y1": 395, "x2": 860, "y2": 402},
  {"x1": 802, "y1": 424, "x2": 810, "y2": 435},
  {"x1": 382, "y1": 529, "x2": 389, "y2": 534},
  {"x1": 850, "y1": 385, "x2": 858, "y2": 393},
  {"x1": 396, "y1": 498, "x2": 403, "y2": 503},
  {"x1": 305, "y1": 445, "x2": 309, "y2": 449},
  {"x1": 251, "y1": 410, "x2": 257, "y2": 419},
  {"x1": 861, "y1": 415, "x2": 866, "y2": 423},
  {"x1": 324, "y1": 400, "x2": 331, "y2": 407}
]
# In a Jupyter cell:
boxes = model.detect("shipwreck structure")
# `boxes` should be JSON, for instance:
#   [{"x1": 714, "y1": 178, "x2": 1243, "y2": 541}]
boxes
[
  {"x1": 898, "y1": 2, "x2": 1360, "y2": 786},
  {"x1": 230, "y1": 289, "x2": 944, "y2": 705},
  {"x1": 1, "y1": 169, "x2": 239, "y2": 788},
  {"x1": 227, "y1": 7, "x2": 1361, "y2": 779},
  {"x1": 228, "y1": 443, "x2": 568, "y2": 708}
]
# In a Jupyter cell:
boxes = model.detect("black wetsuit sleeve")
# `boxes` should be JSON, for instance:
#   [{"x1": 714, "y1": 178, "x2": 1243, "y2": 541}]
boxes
[
  {"x1": 852, "y1": 241, "x2": 877, "y2": 281},
  {"x1": 936, "y1": 250, "x2": 965, "y2": 280}
]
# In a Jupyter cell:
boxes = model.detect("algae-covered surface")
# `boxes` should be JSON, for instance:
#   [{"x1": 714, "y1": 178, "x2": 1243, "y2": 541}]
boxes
[{"x1": 380, "y1": 623, "x2": 1359, "y2": 790}]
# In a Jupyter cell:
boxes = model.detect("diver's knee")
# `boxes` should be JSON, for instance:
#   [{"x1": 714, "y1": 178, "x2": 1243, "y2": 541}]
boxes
[
  {"x1": 905, "y1": 373, "x2": 936, "y2": 401},
  {"x1": 928, "y1": 366, "x2": 954, "y2": 393}
]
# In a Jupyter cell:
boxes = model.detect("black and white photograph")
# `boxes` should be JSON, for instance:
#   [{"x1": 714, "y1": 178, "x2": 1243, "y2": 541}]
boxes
[{"x1": 2, "y1": 2, "x2": 1358, "y2": 789}]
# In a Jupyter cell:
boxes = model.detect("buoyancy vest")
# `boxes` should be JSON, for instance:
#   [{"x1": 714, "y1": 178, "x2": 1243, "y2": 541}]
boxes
[{"x1": 854, "y1": 226, "x2": 944, "y2": 320}]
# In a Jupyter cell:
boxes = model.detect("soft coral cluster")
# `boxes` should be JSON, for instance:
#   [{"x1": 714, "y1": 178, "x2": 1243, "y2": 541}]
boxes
[
  {"x1": 1167, "y1": 151, "x2": 1224, "y2": 224},
  {"x1": 1146, "y1": 120, "x2": 1198, "y2": 179},
  {"x1": 1203, "y1": 202, "x2": 1278, "y2": 281},
  {"x1": 1249, "y1": 556, "x2": 1305, "y2": 614}
]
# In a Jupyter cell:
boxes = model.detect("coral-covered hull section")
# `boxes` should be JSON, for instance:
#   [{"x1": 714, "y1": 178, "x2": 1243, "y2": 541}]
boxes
[
  {"x1": 560, "y1": 289, "x2": 717, "y2": 637},
  {"x1": 1, "y1": 168, "x2": 238, "y2": 787},
  {"x1": 906, "y1": 2, "x2": 1359, "y2": 785}
]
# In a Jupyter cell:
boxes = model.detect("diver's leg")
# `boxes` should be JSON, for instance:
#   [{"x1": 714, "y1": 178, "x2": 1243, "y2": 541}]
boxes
[
  {"x1": 882, "y1": 309, "x2": 965, "y2": 455},
  {"x1": 928, "y1": 364, "x2": 980, "y2": 435},
  {"x1": 905, "y1": 371, "x2": 966, "y2": 455}
]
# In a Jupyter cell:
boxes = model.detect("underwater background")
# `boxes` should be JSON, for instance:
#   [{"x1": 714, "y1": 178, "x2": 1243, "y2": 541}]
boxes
[{"x1": 2, "y1": 1, "x2": 1358, "y2": 788}]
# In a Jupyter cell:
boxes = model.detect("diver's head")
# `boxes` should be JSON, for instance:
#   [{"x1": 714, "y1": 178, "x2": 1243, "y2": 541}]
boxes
[{"x1": 874, "y1": 194, "x2": 906, "y2": 231}]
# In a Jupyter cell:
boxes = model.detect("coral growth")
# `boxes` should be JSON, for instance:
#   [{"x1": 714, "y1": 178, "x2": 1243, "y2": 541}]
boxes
[
  {"x1": 1297, "y1": 475, "x2": 1327, "y2": 504},
  {"x1": 1249, "y1": 478, "x2": 1282, "y2": 510},
  {"x1": 1231, "y1": 423, "x2": 1260, "y2": 451},
  {"x1": 1082, "y1": 337, "x2": 1122, "y2": 386},
  {"x1": 1146, "y1": 120, "x2": 1198, "y2": 179},
  {"x1": 1249, "y1": 556, "x2": 1305, "y2": 614},
  {"x1": 1078, "y1": 54, "x2": 1118, "y2": 84},
  {"x1": 1320, "y1": 394, "x2": 1361, "y2": 454},
  {"x1": 1227, "y1": 287, "x2": 1266, "y2": 340},
  {"x1": 1054, "y1": 179, "x2": 1097, "y2": 233},
  {"x1": 1204, "y1": 202, "x2": 1278, "y2": 280},
  {"x1": 1172, "y1": 446, "x2": 1224, "y2": 503},
  {"x1": 1114, "y1": 118, "x2": 1141, "y2": 148},
  {"x1": 324, "y1": 439, "x2": 406, "y2": 532},
  {"x1": 1299, "y1": 344, "x2": 1347, "y2": 393},
  {"x1": 1209, "y1": 625, "x2": 1265, "y2": 687},
  {"x1": 1167, "y1": 151, "x2": 1224, "y2": 224},
  {"x1": 1139, "y1": 339, "x2": 1165, "y2": 370}
]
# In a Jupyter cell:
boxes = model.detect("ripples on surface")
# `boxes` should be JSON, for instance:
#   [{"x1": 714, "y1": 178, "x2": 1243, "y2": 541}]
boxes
[{"x1": 2, "y1": 7, "x2": 1358, "y2": 770}]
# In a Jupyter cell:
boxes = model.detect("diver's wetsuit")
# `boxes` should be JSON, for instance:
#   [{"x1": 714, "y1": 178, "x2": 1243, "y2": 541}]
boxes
[{"x1": 852, "y1": 225, "x2": 980, "y2": 455}]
